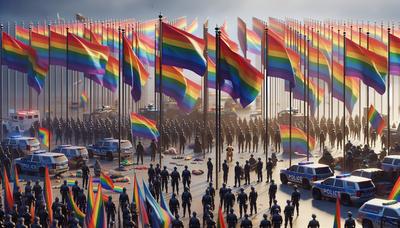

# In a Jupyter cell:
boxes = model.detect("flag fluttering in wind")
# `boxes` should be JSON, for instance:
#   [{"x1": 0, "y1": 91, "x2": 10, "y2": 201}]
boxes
[
  {"x1": 2, "y1": 168, "x2": 14, "y2": 213},
  {"x1": 80, "y1": 91, "x2": 88, "y2": 108},
  {"x1": 86, "y1": 177, "x2": 95, "y2": 225},
  {"x1": 100, "y1": 172, "x2": 115, "y2": 191},
  {"x1": 388, "y1": 177, "x2": 400, "y2": 201},
  {"x1": 155, "y1": 62, "x2": 187, "y2": 103},
  {"x1": 143, "y1": 181, "x2": 172, "y2": 228},
  {"x1": 133, "y1": 175, "x2": 150, "y2": 226},
  {"x1": 67, "y1": 188, "x2": 85, "y2": 222},
  {"x1": 332, "y1": 61, "x2": 360, "y2": 113},
  {"x1": 389, "y1": 33, "x2": 400, "y2": 76},
  {"x1": 217, "y1": 207, "x2": 226, "y2": 228},
  {"x1": 333, "y1": 196, "x2": 341, "y2": 228},
  {"x1": 367, "y1": 105, "x2": 385, "y2": 135},
  {"x1": 44, "y1": 167, "x2": 53, "y2": 223},
  {"x1": 177, "y1": 77, "x2": 202, "y2": 113},
  {"x1": 15, "y1": 26, "x2": 30, "y2": 44},
  {"x1": 279, "y1": 125, "x2": 315, "y2": 156},
  {"x1": 38, "y1": 127, "x2": 50, "y2": 148},
  {"x1": 130, "y1": 112, "x2": 160, "y2": 140},
  {"x1": 186, "y1": 18, "x2": 199, "y2": 34},
  {"x1": 13, "y1": 166, "x2": 21, "y2": 193},
  {"x1": 88, "y1": 185, "x2": 106, "y2": 228},
  {"x1": 102, "y1": 56, "x2": 119, "y2": 92},
  {"x1": 50, "y1": 31, "x2": 67, "y2": 66}
]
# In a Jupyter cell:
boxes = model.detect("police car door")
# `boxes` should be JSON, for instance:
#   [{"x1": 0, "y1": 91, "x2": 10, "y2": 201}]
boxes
[
  {"x1": 320, "y1": 178, "x2": 335, "y2": 198},
  {"x1": 381, "y1": 208, "x2": 400, "y2": 228},
  {"x1": 287, "y1": 165, "x2": 301, "y2": 183},
  {"x1": 31, "y1": 155, "x2": 41, "y2": 172}
]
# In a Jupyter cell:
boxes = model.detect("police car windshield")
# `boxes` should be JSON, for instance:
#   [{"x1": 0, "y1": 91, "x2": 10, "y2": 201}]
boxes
[
  {"x1": 315, "y1": 167, "x2": 331, "y2": 174},
  {"x1": 53, "y1": 155, "x2": 66, "y2": 163},
  {"x1": 358, "y1": 181, "x2": 374, "y2": 189},
  {"x1": 382, "y1": 157, "x2": 394, "y2": 164},
  {"x1": 361, "y1": 204, "x2": 383, "y2": 214}
]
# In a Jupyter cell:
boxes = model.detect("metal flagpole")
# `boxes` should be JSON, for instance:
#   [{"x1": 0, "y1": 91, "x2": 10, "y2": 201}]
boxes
[
  {"x1": 265, "y1": 25, "x2": 269, "y2": 161},
  {"x1": 387, "y1": 28, "x2": 391, "y2": 149},
  {"x1": 29, "y1": 24, "x2": 33, "y2": 110},
  {"x1": 118, "y1": 28, "x2": 122, "y2": 169},
  {"x1": 203, "y1": 22, "x2": 208, "y2": 159},
  {"x1": 5, "y1": 22, "x2": 9, "y2": 119},
  {"x1": 158, "y1": 14, "x2": 163, "y2": 167},
  {"x1": 47, "y1": 23, "x2": 51, "y2": 150},
  {"x1": 0, "y1": 24, "x2": 3, "y2": 141},
  {"x1": 215, "y1": 26, "x2": 221, "y2": 189},
  {"x1": 66, "y1": 27, "x2": 69, "y2": 121},
  {"x1": 366, "y1": 32, "x2": 370, "y2": 146},
  {"x1": 306, "y1": 38, "x2": 310, "y2": 160},
  {"x1": 343, "y1": 31, "x2": 347, "y2": 171}
]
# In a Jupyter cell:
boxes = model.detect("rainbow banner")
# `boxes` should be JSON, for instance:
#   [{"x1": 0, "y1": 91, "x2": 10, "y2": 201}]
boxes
[
  {"x1": 161, "y1": 22, "x2": 206, "y2": 76},
  {"x1": 368, "y1": 105, "x2": 385, "y2": 135},
  {"x1": 269, "y1": 17, "x2": 285, "y2": 41},
  {"x1": 88, "y1": 185, "x2": 106, "y2": 228},
  {"x1": 67, "y1": 33, "x2": 110, "y2": 75},
  {"x1": 67, "y1": 189, "x2": 85, "y2": 222},
  {"x1": 252, "y1": 17, "x2": 265, "y2": 39},
  {"x1": 86, "y1": 177, "x2": 95, "y2": 225},
  {"x1": 133, "y1": 175, "x2": 150, "y2": 226},
  {"x1": 50, "y1": 31, "x2": 67, "y2": 66},
  {"x1": 333, "y1": 196, "x2": 341, "y2": 228},
  {"x1": 173, "y1": 16, "x2": 187, "y2": 30},
  {"x1": 217, "y1": 207, "x2": 226, "y2": 228},
  {"x1": 177, "y1": 77, "x2": 202, "y2": 113},
  {"x1": 237, "y1": 17, "x2": 247, "y2": 56},
  {"x1": 332, "y1": 61, "x2": 360, "y2": 113},
  {"x1": 136, "y1": 34, "x2": 155, "y2": 67},
  {"x1": 388, "y1": 177, "x2": 400, "y2": 201},
  {"x1": 83, "y1": 27, "x2": 102, "y2": 45},
  {"x1": 186, "y1": 18, "x2": 199, "y2": 34},
  {"x1": 15, "y1": 26, "x2": 30, "y2": 45},
  {"x1": 2, "y1": 168, "x2": 14, "y2": 213},
  {"x1": 389, "y1": 34, "x2": 400, "y2": 76},
  {"x1": 80, "y1": 91, "x2": 88, "y2": 107},
  {"x1": 207, "y1": 33, "x2": 216, "y2": 62},
  {"x1": 279, "y1": 125, "x2": 315, "y2": 156},
  {"x1": 143, "y1": 181, "x2": 172, "y2": 228},
  {"x1": 155, "y1": 62, "x2": 187, "y2": 103},
  {"x1": 160, "y1": 192, "x2": 175, "y2": 221},
  {"x1": 100, "y1": 172, "x2": 115, "y2": 191},
  {"x1": 13, "y1": 166, "x2": 21, "y2": 193},
  {"x1": 139, "y1": 19, "x2": 157, "y2": 39},
  {"x1": 308, "y1": 45, "x2": 331, "y2": 85},
  {"x1": 130, "y1": 112, "x2": 159, "y2": 140},
  {"x1": 247, "y1": 28, "x2": 261, "y2": 55},
  {"x1": 38, "y1": 127, "x2": 50, "y2": 148},
  {"x1": 31, "y1": 31, "x2": 49, "y2": 67},
  {"x1": 44, "y1": 167, "x2": 53, "y2": 223},
  {"x1": 102, "y1": 56, "x2": 119, "y2": 92},
  {"x1": 207, "y1": 56, "x2": 236, "y2": 98}
]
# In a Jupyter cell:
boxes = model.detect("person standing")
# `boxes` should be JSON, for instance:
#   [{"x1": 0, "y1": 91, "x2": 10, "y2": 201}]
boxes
[
  {"x1": 207, "y1": 158, "x2": 213, "y2": 182},
  {"x1": 256, "y1": 158, "x2": 263, "y2": 182},
  {"x1": 188, "y1": 212, "x2": 200, "y2": 228},
  {"x1": 105, "y1": 196, "x2": 116, "y2": 227},
  {"x1": 234, "y1": 162, "x2": 241, "y2": 187},
  {"x1": 244, "y1": 161, "x2": 251, "y2": 185},
  {"x1": 169, "y1": 193, "x2": 180, "y2": 217},
  {"x1": 249, "y1": 186, "x2": 258, "y2": 215},
  {"x1": 284, "y1": 200, "x2": 294, "y2": 228},
  {"x1": 291, "y1": 186, "x2": 300, "y2": 216},
  {"x1": 81, "y1": 161, "x2": 90, "y2": 190},
  {"x1": 222, "y1": 160, "x2": 229, "y2": 184},
  {"x1": 226, "y1": 209, "x2": 238, "y2": 228},
  {"x1": 182, "y1": 166, "x2": 191, "y2": 189},
  {"x1": 136, "y1": 141, "x2": 144, "y2": 165},
  {"x1": 344, "y1": 211, "x2": 356, "y2": 228},
  {"x1": 269, "y1": 180, "x2": 277, "y2": 208},
  {"x1": 181, "y1": 187, "x2": 192, "y2": 218},
  {"x1": 307, "y1": 214, "x2": 320, "y2": 228},
  {"x1": 237, "y1": 188, "x2": 248, "y2": 218},
  {"x1": 150, "y1": 139, "x2": 157, "y2": 162},
  {"x1": 259, "y1": 214, "x2": 272, "y2": 228},
  {"x1": 170, "y1": 167, "x2": 181, "y2": 195},
  {"x1": 266, "y1": 158, "x2": 273, "y2": 183},
  {"x1": 161, "y1": 166, "x2": 170, "y2": 193}
]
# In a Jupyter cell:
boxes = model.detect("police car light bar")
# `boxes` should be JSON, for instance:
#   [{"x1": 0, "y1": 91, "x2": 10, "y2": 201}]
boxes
[
  {"x1": 298, "y1": 161, "x2": 314, "y2": 165},
  {"x1": 336, "y1": 174, "x2": 351, "y2": 178}
]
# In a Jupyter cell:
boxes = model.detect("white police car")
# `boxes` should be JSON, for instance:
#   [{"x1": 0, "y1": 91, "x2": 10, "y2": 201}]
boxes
[
  {"x1": 52, "y1": 145, "x2": 89, "y2": 168},
  {"x1": 14, "y1": 150, "x2": 69, "y2": 176},
  {"x1": 1, "y1": 135, "x2": 40, "y2": 154},
  {"x1": 312, "y1": 174, "x2": 375, "y2": 206},
  {"x1": 87, "y1": 138, "x2": 132, "y2": 161},
  {"x1": 280, "y1": 161, "x2": 334, "y2": 189},
  {"x1": 381, "y1": 155, "x2": 400, "y2": 173},
  {"x1": 358, "y1": 199, "x2": 400, "y2": 228}
]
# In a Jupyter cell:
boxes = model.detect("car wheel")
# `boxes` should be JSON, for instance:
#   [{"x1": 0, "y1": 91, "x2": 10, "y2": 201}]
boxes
[
  {"x1": 107, "y1": 152, "x2": 113, "y2": 161},
  {"x1": 362, "y1": 219, "x2": 373, "y2": 228},
  {"x1": 340, "y1": 194, "x2": 351, "y2": 206},
  {"x1": 39, "y1": 167, "x2": 45, "y2": 177},
  {"x1": 280, "y1": 174, "x2": 288, "y2": 184},
  {"x1": 302, "y1": 178, "x2": 311, "y2": 189},
  {"x1": 312, "y1": 188, "x2": 322, "y2": 200},
  {"x1": 15, "y1": 165, "x2": 22, "y2": 174}
]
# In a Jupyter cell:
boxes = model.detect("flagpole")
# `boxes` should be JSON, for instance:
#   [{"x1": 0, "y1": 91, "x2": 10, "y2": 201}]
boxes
[
  {"x1": 387, "y1": 28, "x2": 391, "y2": 149},
  {"x1": 343, "y1": 31, "x2": 347, "y2": 171},
  {"x1": 265, "y1": 24, "x2": 269, "y2": 160},
  {"x1": 118, "y1": 27, "x2": 123, "y2": 169},
  {"x1": 0, "y1": 24, "x2": 3, "y2": 141},
  {"x1": 215, "y1": 26, "x2": 221, "y2": 189},
  {"x1": 158, "y1": 14, "x2": 163, "y2": 167},
  {"x1": 14, "y1": 23, "x2": 17, "y2": 113},
  {"x1": 66, "y1": 27, "x2": 69, "y2": 121},
  {"x1": 330, "y1": 26, "x2": 333, "y2": 121},
  {"x1": 203, "y1": 22, "x2": 208, "y2": 159},
  {"x1": 29, "y1": 24, "x2": 33, "y2": 110},
  {"x1": 5, "y1": 22, "x2": 9, "y2": 120},
  {"x1": 47, "y1": 23, "x2": 51, "y2": 150},
  {"x1": 307, "y1": 38, "x2": 310, "y2": 160},
  {"x1": 366, "y1": 32, "x2": 370, "y2": 147}
]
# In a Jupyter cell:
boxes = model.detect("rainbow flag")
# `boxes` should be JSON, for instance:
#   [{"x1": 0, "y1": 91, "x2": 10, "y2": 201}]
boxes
[
  {"x1": 67, "y1": 188, "x2": 85, "y2": 222},
  {"x1": 308, "y1": 45, "x2": 331, "y2": 85},
  {"x1": 50, "y1": 31, "x2": 67, "y2": 66},
  {"x1": 388, "y1": 177, "x2": 400, "y2": 201},
  {"x1": 13, "y1": 166, "x2": 21, "y2": 193},
  {"x1": 123, "y1": 36, "x2": 149, "y2": 102},
  {"x1": 102, "y1": 56, "x2": 119, "y2": 92},
  {"x1": 2, "y1": 32, "x2": 30, "y2": 72},
  {"x1": 207, "y1": 56, "x2": 235, "y2": 97},
  {"x1": 333, "y1": 197, "x2": 341, "y2": 228},
  {"x1": 88, "y1": 185, "x2": 106, "y2": 228},
  {"x1": 160, "y1": 192, "x2": 175, "y2": 220},
  {"x1": 83, "y1": 27, "x2": 102, "y2": 45},
  {"x1": 80, "y1": 91, "x2": 88, "y2": 107},
  {"x1": 173, "y1": 16, "x2": 187, "y2": 30},
  {"x1": 252, "y1": 17, "x2": 265, "y2": 39},
  {"x1": 44, "y1": 167, "x2": 53, "y2": 222},
  {"x1": 30, "y1": 201, "x2": 35, "y2": 224},
  {"x1": 279, "y1": 125, "x2": 315, "y2": 156},
  {"x1": 161, "y1": 22, "x2": 206, "y2": 76},
  {"x1": 100, "y1": 172, "x2": 115, "y2": 191},
  {"x1": 143, "y1": 181, "x2": 172, "y2": 228},
  {"x1": 269, "y1": 17, "x2": 285, "y2": 41},
  {"x1": 86, "y1": 177, "x2": 95, "y2": 225},
  {"x1": 67, "y1": 33, "x2": 110, "y2": 75},
  {"x1": 237, "y1": 17, "x2": 247, "y2": 56},
  {"x1": 136, "y1": 34, "x2": 155, "y2": 67},
  {"x1": 368, "y1": 105, "x2": 385, "y2": 135},
  {"x1": 207, "y1": 33, "x2": 216, "y2": 62},
  {"x1": 15, "y1": 26, "x2": 30, "y2": 45},
  {"x1": 332, "y1": 60, "x2": 359, "y2": 113},
  {"x1": 38, "y1": 127, "x2": 50, "y2": 148},
  {"x1": 219, "y1": 36, "x2": 264, "y2": 108},
  {"x1": 31, "y1": 31, "x2": 49, "y2": 67},
  {"x1": 133, "y1": 175, "x2": 150, "y2": 226},
  {"x1": 2, "y1": 168, "x2": 14, "y2": 213},
  {"x1": 186, "y1": 18, "x2": 198, "y2": 34},
  {"x1": 217, "y1": 207, "x2": 226, "y2": 228},
  {"x1": 177, "y1": 77, "x2": 202, "y2": 113},
  {"x1": 155, "y1": 64, "x2": 187, "y2": 102},
  {"x1": 247, "y1": 28, "x2": 261, "y2": 55},
  {"x1": 139, "y1": 19, "x2": 157, "y2": 38},
  {"x1": 345, "y1": 37, "x2": 386, "y2": 94},
  {"x1": 389, "y1": 34, "x2": 400, "y2": 76},
  {"x1": 130, "y1": 112, "x2": 159, "y2": 140}
]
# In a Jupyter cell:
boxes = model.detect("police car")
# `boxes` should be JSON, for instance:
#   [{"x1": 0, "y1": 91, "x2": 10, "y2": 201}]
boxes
[
  {"x1": 14, "y1": 150, "x2": 69, "y2": 176},
  {"x1": 52, "y1": 145, "x2": 89, "y2": 168},
  {"x1": 381, "y1": 155, "x2": 400, "y2": 173},
  {"x1": 311, "y1": 174, "x2": 375, "y2": 206},
  {"x1": 280, "y1": 161, "x2": 334, "y2": 189},
  {"x1": 1, "y1": 135, "x2": 41, "y2": 154},
  {"x1": 87, "y1": 138, "x2": 132, "y2": 161},
  {"x1": 351, "y1": 168, "x2": 393, "y2": 195},
  {"x1": 357, "y1": 199, "x2": 400, "y2": 228}
]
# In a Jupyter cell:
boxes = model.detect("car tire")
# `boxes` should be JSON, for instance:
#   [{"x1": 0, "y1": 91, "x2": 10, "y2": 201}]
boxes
[
  {"x1": 39, "y1": 167, "x2": 45, "y2": 177},
  {"x1": 15, "y1": 165, "x2": 22, "y2": 174},
  {"x1": 107, "y1": 152, "x2": 113, "y2": 161},
  {"x1": 312, "y1": 188, "x2": 322, "y2": 200},
  {"x1": 362, "y1": 219, "x2": 373, "y2": 228},
  {"x1": 340, "y1": 194, "x2": 351, "y2": 206},
  {"x1": 280, "y1": 174, "x2": 288, "y2": 184},
  {"x1": 302, "y1": 178, "x2": 311, "y2": 189}
]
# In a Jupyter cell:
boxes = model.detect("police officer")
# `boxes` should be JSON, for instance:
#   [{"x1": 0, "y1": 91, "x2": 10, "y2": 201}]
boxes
[
  {"x1": 77, "y1": 188, "x2": 86, "y2": 212},
  {"x1": 67, "y1": 212, "x2": 79, "y2": 228},
  {"x1": 150, "y1": 139, "x2": 157, "y2": 162},
  {"x1": 271, "y1": 209, "x2": 283, "y2": 228},
  {"x1": 81, "y1": 161, "x2": 90, "y2": 189},
  {"x1": 244, "y1": 160, "x2": 251, "y2": 185},
  {"x1": 153, "y1": 175, "x2": 161, "y2": 202},
  {"x1": 148, "y1": 164, "x2": 156, "y2": 184},
  {"x1": 344, "y1": 211, "x2": 355, "y2": 228},
  {"x1": 257, "y1": 158, "x2": 263, "y2": 182},
  {"x1": 161, "y1": 166, "x2": 170, "y2": 193},
  {"x1": 59, "y1": 181, "x2": 69, "y2": 203},
  {"x1": 222, "y1": 160, "x2": 229, "y2": 184},
  {"x1": 284, "y1": 200, "x2": 294, "y2": 228},
  {"x1": 219, "y1": 183, "x2": 227, "y2": 207},
  {"x1": 72, "y1": 180, "x2": 80, "y2": 201},
  {"x1": 189, "y1": 211, "x2": 200, "y2": 228},
  {"x1": 202, "y1": 189, "x2": 212, "y2": 214},
  {"x1": 226, "y1": 208, "x2": 238, "y2": 228},
  {"x1": 207, "y1": 183, "x2": 216, "y2": 210},
  {"x1": 171, "y1": 167, "x2": 181, "y2": 195},
  {"x1": 169, "y1": 193, "x2": 180, "y2": 217},
  {"x1": 105, "y1": 196, "x2": 116, "y2": 227},
  {"x1": 270, "y1": 200, "x2": 281, "y2": 217},
  {"x1": 136, "y1": 141, "x2": 144, "y2": 165},
  {"x1": 33, "y1": 180, "x2": 42, "y2": 200},
  {"x1": 182, "y1": 165, "x2": 191, "y2": 189},
  {"x1": 269, "y1": 180, "x2": 277, "y2": 208},
  {"x1": 13, "y1": 187, "x2": 22, "y2": 207},
  {"x1": 234, "y1": 162, "x2": 241, "y2": 187},
  {"x1": 259, "y1": 214, "x2": 272, "y2": 228},
  {"x1": 266, "y1": 158, "x2": 273, "y2": 183},
  {"x1": 181, "y1": 187, "x2": 192, "y2": 217},
  {"x1": 172, "y1": 214, "x2": 184, "y2": 228},
  {"x1": 25, "y1": 180, "x2": 32, "y2": 195},
  {"x1": 307, "y1": 214, "x2": 320, "y2": 228},
  {"x1": 119, "y1": 187, "x2": 130, "y2": 209},
  {"x1": 240, "y1": 214, "x2": 253, "y2": 228},
  {"x1": 207, "y1": 158, "x2": 213, "y2": 182},
  {"x1": 237, "y1": 188, "x2": 248, "y2": 218},
  {"x1": 16, "y1": 217, "x2": 27, "y2": 228},
  {"x1": 291, "y1": 186, "x2": 300, "y2": 216},
  {"x1": 224, "y1": 188, "x2": 235, "y2": 214},
  {"x1": 249, "y1": 186, "x2": 258, "y2": 215}
]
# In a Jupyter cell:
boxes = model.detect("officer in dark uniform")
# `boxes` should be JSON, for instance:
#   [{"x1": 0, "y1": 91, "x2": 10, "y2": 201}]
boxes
[
  {"x1": 81, "y1": 161, "x2": 90, "y2": 189},
  {"x1": 270, "y1": 200, "x2": 281, "y2": 217},
  {"x1": 179, "y1": 133, "x2": 186, "y2": 154},
  {"x1": 266, "y1": 158, "x2": 273, "y2": 183},
  {"x1": 202, "y1": 189, "x2": 212, "y2": 214},
  {"x1": 105, "y1": 196, "x2": 116, "y2": 227},
  {"x1": 189, "y1": 211, "x2": 200, "y2": 228},
  {"x1": 203, "y1": 205, "x2": 212, "y2": 226},
  {"x1": 291, "y1": 186, "x2": 300, "y2": 216},
  {"x1": 219, "y1": 183, "x2": 227, "y2": 207},
  {"x1": 150, "y1": 139, "x2": 157, "y2": 162},
  {"x1": 344, "y1": 211, "x2": 355, "y2": 228},
  {"x1": 172, "y1": 214, "x2": 184, "y2": 228},
  {"x1": 181, "y1": 187, "x2": 192, "y2": 217},
  {"x1": 153, "y1": 175, "x2": 161, "y2": 202},
  {"x1": 25, "y1": 181, "x2": 32, "y2": 195},
  {"x1": 77, "y1": 189, "x2": 86, "y2": 212},
  {"x1": 72, "y1": 180, "x2": 80, "y2": 201},
  {"x1": 136, "y1": 141, "x2": 144, "y2": 165},
  {"x1": 240, "y1": 214, "x2": 253, "y2": 228},
  {"x1": 169, "y1": 193, "x2": 180, "y2": 217},
  {"x1": 226, "y1": 209, "x2": 238, "y2": 228},
  {"x1": 307, "y1": 214, "x2": 320, "y2": 228},
  {"x1": 33, "y1": 180, "x2": 43, "y2": 201},
  {"x1": 38, "y1": 203, "x2": 49, "y2": 228},
  {"x1": 148, "y1": 164, "x2": 155, "y2": 184},
  {"x1": 207, "y1": 158, "x2": 213, "y2": 182},
  {"x1": 249, "y1": 186, "x2": 258, "y2": 215},
  {"x1": 155, "y1": 163, "x2": 162, "y2": 176},
  {"x1": 271, "y1": 209, "x2": 283, "y2": 228},
  {"x1": 234, "y1": 162, "x2": 241, "y2": 187},
  {"x1": 224, "y1": 188, "x2": 235, "y2": 214},
  {"x1": 237, "y1": 188, "x2": 248, "y2": 218},
  {"x1": 259, "y1": 214, "x2": 272, "y2": 228},
  {"x1": 13, "y1": 187, "x2": 22, "y2": 208},
  {"x1": 119, "y1": 187, "x2": 130, "y2": 209},
  {"x1": 257, "y1": 158, "x2": 263, "y2": 182},
  {"x1": 284, "y1": 200, "x2": 294, "y2": 228},
  {"x1": 269, "y1": 180, "x2": 277, "y2": 208},
  {"x1": 222, "y1": 160, "x2": 229, "y2": 184},
  {"x1": 244, "y1": 160, "x2": 251, "y2": 185},
  {"x1": 161, "y1": 166, "x2": 170, "y2": 193},
  {"x1": 67, "y1": 212, "x2": 79, "y2": 228},
  {"x1": 182, "y1": 166, "x2": 191, "y2": 189},
  {"x1": 171, "y1": 167, "x2": 181, "y2": 195},
  {"x1": 207, "y1": 183, "x2": 215, "y2": 210}
]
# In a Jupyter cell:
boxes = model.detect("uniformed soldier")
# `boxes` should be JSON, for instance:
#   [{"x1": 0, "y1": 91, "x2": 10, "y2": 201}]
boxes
[
  {"x1": 284, "y1": 200, "x2": 294, "y2": 228},
  {"x1": 171, "y1": 167, "x2": 181, "y2": 195},
  {"x1": 269, "y1": 180, "x2": 277, "y2": 208},
  {"x1": 207, "y1": 158, "x2": 213, "y2": 182},
  {"x1": 202, "y1": 189, "x2": 212, "y2": 214},
  {"x1": 155, "y1": 163, "x2": 162, "y2": 176},
  {"x1": 203, "y1": 205, "x2": 212, "y2": 226},
  {"x1": 244, "y1": 160, "x2": 251, "y2": 185},
  {"x1": 237, "y1": 188, "x2": 248, "y2": 218},
  {"x1": 25, "y1": 181, "x2": 32, "y2": 195},
  {"x1": 172, "y1": 214, "x2": 184, "y2": 228},
  {"x1": 307, "y1": 214, "x2": 320, "y2": 228},
  {"x1": 249, "y1": 186, "x2": 258, "y2": 215},
  {"x1": 77, "y1": 189, "x2": 86, "y2": 212},
  {"x1": 16, "y1": 217, "x2": 27, "y2": 228},
  {"x1": 222, "y1": 160, "x2": 229, "y2": 184},
  {"x1": 259, "y1": 214, "x2": 272, "y2": 228},
  {"x1": 105, "y1": 196, "x2": 116, "y2": 227},
  {"x1": 13, "y1": 187, "x2": 22, "y2": 207},
  {"x1": 181, "y1": 187, "x2": 192, "y2": 217},
  {"x1": 271, "y1": 209, "x2": 283, "y2": 228},
  {"x1": 224, "y1": 188, "x2": 235, "y2": 213},
  {"x1": 226, "y1": 208, "x2": 238, "y2": 228},
  {"x1": 240, "y1": 214, "x2": 253, "y2": 228},
  {"x1": 219, "y1": 184, "x2": 227, "y2": 207},
  {"x1": 257, "y1": 158, "x2": 263, "y2": 182},
  {"x1": 266, "y1": 158, "x2": 273, "y2": 183},
  {"x1": 344, "y1": 211, "x2": 355, "y2": 228},
  {"x1": 72, "y1": 181, "x2": 80, "y2": 201},
  {"x1": 161, "y1": 166, "x2": 170, "y2": 193},
  {"x1": 207, "y1": 183, "x2": 216, "y2": 210},
  {"x1": 67, "y1": 212, "x2": 79, "y2": 228},
  {"x1": 150, "y1": 139, "x2": 157, "y2": 162},
  {"x1": 179, "y1": 133, "x2": 187, "y2": 154},
  {"x1": 153, "y1": 175, "x2": 161, "y2": 202},
  {"x1": 81, "y1": 161, "x2": 90, "y2": 189},
  {"x1": 182, "y1": 166, "x2": 191, "y2": 189},
  {"x1": 270, "y1": 200, "x2": 281, "y2": 217},
  {"x1": 136, "y1": 141, "x2": 145, "y2": 165},
  {"x1": 234, "y1": 162, "x2": 241, "y2": 187},
  {"x1": 119, "y1": 187, "x2": 130, "y2": 209},
  {"x1": 33, "y1": 181, "x2": 43, "y2": 201},
  {"x1": 291, "y1": 186, "x2": 300, "y2": 216},
  {"x1": 169, "y1": 193, "x2": 180, "y2": 217},
  {"x1": 51, "y1": 197, "x2": 62, "y2": 215},
  {"x1": 148, "y1": 164, "x2": 156, "y2": 184},
  {"x1": 188, "y1": 211, "x2": 200, "y2": 228}
]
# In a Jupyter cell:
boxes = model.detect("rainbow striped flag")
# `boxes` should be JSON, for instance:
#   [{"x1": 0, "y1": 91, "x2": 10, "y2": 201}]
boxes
[
  {"x1": 44, "y1": 167, "x2": 53, "y2": 223},
  {"x1": 367, "y1": 105, "x2": 385, "y2": 135},
  {"x1": 143, "y1": 181, "x2": 172, "y2": 228},
  {"x1": 67, "y1": 189, "x2": 85, "y2": 222},
  {"x1": 388, "y1": 177, "x2": 400, "y2": 201},
  {"x1": 333, "y1": 197, "x2": 341, "y2": 228},
  {"x1": 13, "y1": 166, "x2": 21, "y2": 193},
  {"x1": 130, "y1": 112, "x2": 159, "y2": 140},
  {"x1": 237, "y1": 17, "x2": 247, "y2": 56},
  {"x1": 83, "y1": 27, "x2": 102, "y2": 45},
  {"x1": 133, "y1": 175, "x2": 150, "y2": 226},
  {"x1": 177, "y1": 77, "x2": 202, "y2": 113},
  {"x1": 217, "y1": 207, "x2": 226, "y2": 228},
  {"x1": 207, "y1": 33, "x2": 216, "y2": 62},
  {"x1": 247, "y1": 28, "x2": 261, "y2": 55},
  {"x1": 123, "y1": 36, "x2": 149, "y2": 102},
  {"x1": 269, "y1": 17, "x2": 285, "y2": 41},
  {"x1": 155, "y1": 59, "x2": 187, "y2": 103},
  {"x1": 252, "y1": 17, "x2": 265, "y2": 39},
  {"x1": 100, "y1": 172, "x2": 115, "y2": 191},
  {"x1": 186, "y1": 18, "x2": 198, "y2": 34},
  {"x1": 50, "y1": 31, "x2": 67, "y2": 66},
  {"x1": 2, "y1": 168, "x2": 14, "y2": 213},
  {"x1": 67, "y1": 33, "x2": 110, "y2": 75},
  {"x1": 136, "y1": 34, "x2": 155, "y2": 67},
  {"x1": 308, "y1": 45, "x2": 331, "y2": 85},
  {"x1": 31, "y1": 31, "x2": 49, "y2": 67},
  {"x1": 38, "y1": 127, "x2": 50, "y2": 148},
  {"x1": 86, "y1": 177, "x2": 95, "y2": 225},
  {"x1": 80, "y1": 91, "x2": 88, "y2": 107},
  {"x1": 332, "y1": 61, "x2": 360, "y2": 113},
  {"x1": 15, "y1": 26, "x2": 30, "y2": 45},
  {"x1": 279, "y1": 125, "x2": 315, "y2": 156},
  {"x1": 102, "y1": 56, "x2": 119, "y2": 92},
  {"x1": 139, "y1": 19, "x2": 157, "y2": 38},
  {"x1": 345, "y1": 37, "x2": 385, "y2": 94},
  {"x1": 160, "y1": 192, "x2": 175, "y2": 220},
  {"x1": 161, "y1": 22, "x2": 206, "y2": 76},
  {"x1": 88, "y1": 185, "x2": 106, "y2": 228},
  {"x1": 30, "y1": 201, "x2": 35, "y2": 224},
  {"x1": 389, "y1": 33, "x2": 400, "y2": 76}
]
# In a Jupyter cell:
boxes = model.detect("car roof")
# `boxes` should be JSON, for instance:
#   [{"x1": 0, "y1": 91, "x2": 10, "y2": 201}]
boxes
[
  {"x1": 353, "y1": 168, "x2": 383, "y2": 173},
  {"x1": 296, "y1": 162, "x2": 329, "y2": 169},
  {"x1": 385, "y1": 155, "x2": 400, "y2": 159},
  {"x1": 333, "y1": 175, "x2": 372, "y2": 183},
  {"x1": 7, "y1": 136, "x2": 36, "y2": 140},
  {"x1": 100, "y1": 138, "x2": 129, "y2": 143},
  {"x1": 33, "y1": 152, "x2": 65, "y2": 157},
  {"x1": 61, "y1": 146, "x2": 86, "y2": 150},
  {"x1": 364, "y1": 199, "x2": 400, "y2": 210}
]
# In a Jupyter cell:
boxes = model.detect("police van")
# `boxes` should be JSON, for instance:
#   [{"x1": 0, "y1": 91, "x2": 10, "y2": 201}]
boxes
[
  {"x1": 280, "y1": 161, "x2": 334, "y2": 189},
  {"x1": 381, "y1": 155, "x2": 400, "y2": 173},
  {"x1": 312, "y1": 174, "x2": 375, "y2": 206},
  {"x1": 1, "y1": 136, "x2": 41, "y2": 154},
  {"x1": 357, "y1": 199, "x2": 400, "y2": 228},
  {"x1": 14, "y1": 150, "x2": 69, "y2": 176},
  {"x1": 3, "y1": 110, "x2": 40, "y2": 133},
  {"x1": 87, "y1": 138, "x2": 132, "y2": 161}
]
